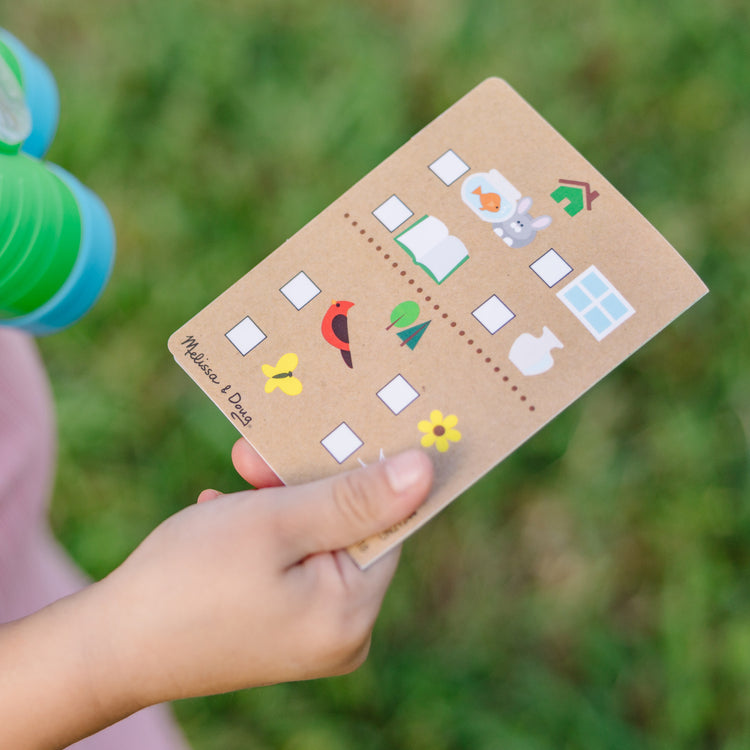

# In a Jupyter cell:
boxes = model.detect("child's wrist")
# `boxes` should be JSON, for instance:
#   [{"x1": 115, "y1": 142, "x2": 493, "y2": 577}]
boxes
[
  {"x1": 78, "y1": 578, "x2": 153, "y2": 718},
  {"x1": 0, "y1": 580, "x2": 147, "y2": 747}
]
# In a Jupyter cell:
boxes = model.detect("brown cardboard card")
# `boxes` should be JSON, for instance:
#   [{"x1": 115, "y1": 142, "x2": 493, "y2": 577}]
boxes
[{"x1": 168, "y1": 78, "x2": 707, "y2": 568}]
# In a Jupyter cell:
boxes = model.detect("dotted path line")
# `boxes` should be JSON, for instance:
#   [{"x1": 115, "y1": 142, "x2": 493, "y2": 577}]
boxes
[{"x1": 345, "y1": 212, "x2": 535, "y2": 412}]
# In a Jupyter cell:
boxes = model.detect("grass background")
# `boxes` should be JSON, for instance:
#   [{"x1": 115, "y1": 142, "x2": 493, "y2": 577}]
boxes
[{"x1": 4, "y1": 0, "x2": 749, "y2": 747}]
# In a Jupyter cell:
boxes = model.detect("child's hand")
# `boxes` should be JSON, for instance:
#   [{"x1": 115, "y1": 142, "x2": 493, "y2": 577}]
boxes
[
  {"x1": 0, "y1": 444, "x2": 431, "y2": 747},
  {"x1": 96, "y1": 446, "x2": 432, "y2": 706},
  {"x1": 231, "y1": 436, "x2": 286, "y2": 488}
]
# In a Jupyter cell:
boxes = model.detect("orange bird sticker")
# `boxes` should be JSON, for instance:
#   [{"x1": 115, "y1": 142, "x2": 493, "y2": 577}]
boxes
[{"x1": 321, "y1": 300, "x2": 354, "y2": 368}]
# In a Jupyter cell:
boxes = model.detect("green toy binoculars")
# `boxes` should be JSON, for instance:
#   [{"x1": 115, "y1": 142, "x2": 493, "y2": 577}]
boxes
[{"x1": 0, "y1": 30, "x2": 115, "y2": 335}]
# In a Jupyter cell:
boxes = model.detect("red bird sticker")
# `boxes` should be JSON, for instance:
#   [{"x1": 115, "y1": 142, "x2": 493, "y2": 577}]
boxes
[{"x1": 321, "y1": 300, "x2": 354, "y2": 368}]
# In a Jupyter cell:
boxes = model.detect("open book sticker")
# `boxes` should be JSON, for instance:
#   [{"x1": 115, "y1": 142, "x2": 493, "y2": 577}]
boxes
[
  {"x1": 168, "y1": 78, "x2": 707, "y2": 568},
  {"x1": 395, "y1": 215, "x2": 469, "y2": 284}
]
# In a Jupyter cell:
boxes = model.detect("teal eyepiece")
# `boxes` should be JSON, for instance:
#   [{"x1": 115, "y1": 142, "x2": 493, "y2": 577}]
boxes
[
  {"x1": 0, "y1": 30, "x2": 115, "y2": 335},
  {"x1": 0, "y1": 30, "x2": 59, "y2": 158}
]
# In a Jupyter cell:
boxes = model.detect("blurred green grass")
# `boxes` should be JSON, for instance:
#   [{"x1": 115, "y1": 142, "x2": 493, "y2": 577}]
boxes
[{"x1": 5, "y1": 0, "x2": 749, "y2": 747}]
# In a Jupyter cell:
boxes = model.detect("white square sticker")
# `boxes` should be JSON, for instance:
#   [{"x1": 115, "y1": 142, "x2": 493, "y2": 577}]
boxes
[
  {"x1": 280, "y1": 271, "x2": 321, "y2": 310},
  {"x1": 429, "y1": 150, "x2": 470, "y2": 185},
  {"x1": 321, "y1": 423, "x2": 364, "y2": 463},
  {"x1": 530, "y1": 249, "x2": 573, "y2": 288},
  {"x1": 225, "y1": 316, "x2": 266, "y2": 355},
  {"x1": 472, "y1": 295, "x2": 515, "y2": 334},
  {"x1": 377, "y1": 375, "x2": 420, "y2": 415},
  {"x1": 373, "y1": 195, "x2": 414, "y2": 232}
]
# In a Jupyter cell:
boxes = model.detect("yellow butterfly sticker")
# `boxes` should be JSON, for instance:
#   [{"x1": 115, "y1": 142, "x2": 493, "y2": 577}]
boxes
[{"x1": 262, "y1": 353, "x2": 303, "y2": 396}]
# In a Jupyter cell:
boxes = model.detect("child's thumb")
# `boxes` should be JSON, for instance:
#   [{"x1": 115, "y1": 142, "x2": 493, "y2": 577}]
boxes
[{"x1": 275, "y1": 450, "x2": 433, "y2": 563}]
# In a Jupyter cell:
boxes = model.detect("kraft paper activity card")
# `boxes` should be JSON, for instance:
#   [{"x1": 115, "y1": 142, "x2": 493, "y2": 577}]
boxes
[{"x1": 169, "y1": 78, "x2": 707, "y2": 567}]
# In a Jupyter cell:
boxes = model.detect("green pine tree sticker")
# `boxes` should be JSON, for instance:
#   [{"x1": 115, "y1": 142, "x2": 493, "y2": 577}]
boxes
[{"x1": 397, "y1": 320, "x2": 431, "y2": 349}]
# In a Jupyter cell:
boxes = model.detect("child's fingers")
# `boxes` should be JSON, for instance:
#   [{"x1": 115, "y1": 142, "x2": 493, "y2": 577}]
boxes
[
  {"x1": 196, "y1": 488, "x2": 223, "y2": 504},
  {"x1": 331, "y1": 543, "x2": 402, "y2": 594},
  {"x1": 231, "y1": 438, "x2": 283, "y2": 488},
  {"x1": 274, "y1": 450, "x2": 432, "y2": 564}
]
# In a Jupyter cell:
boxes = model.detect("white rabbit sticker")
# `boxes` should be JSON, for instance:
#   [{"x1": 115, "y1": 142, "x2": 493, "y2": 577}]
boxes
[{"x1": 492, "y1": 196, "x2": 552, "y2": 248}]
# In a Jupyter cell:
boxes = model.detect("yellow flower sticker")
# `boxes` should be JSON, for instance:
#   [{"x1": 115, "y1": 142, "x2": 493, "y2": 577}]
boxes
[{"x1": 418, "y1": 410, "x2": 461, "y2": 452}]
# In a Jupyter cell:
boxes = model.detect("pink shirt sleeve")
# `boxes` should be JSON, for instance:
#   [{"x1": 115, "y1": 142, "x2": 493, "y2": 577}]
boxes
[
  {"x1": 0, "y1": 328, "x2": 190, "y2": 749},
  {"x1": 0, "y1": 328, "x2": 65, "y2": 621},
  {"x1": 0, "y1": 329, "x2": 57, "y2": 533}
]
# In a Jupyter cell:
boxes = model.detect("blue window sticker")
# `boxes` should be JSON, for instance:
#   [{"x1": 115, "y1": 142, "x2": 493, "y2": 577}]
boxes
[
  {"x1": 584, "y1": 307, "x2": 612, "y2": 335},
  {"x1": 581, "y1": 270, "x2": 608, "y2": 298},
  {"x1": 557, "y1": 265, "x2": 635, "y2": 341},
  {"x1": 564, "y1": 285, "x2": 591, "y2": 312},
  {"x1": 600, "y1": 292, "x2": 629, "y2": 321}
]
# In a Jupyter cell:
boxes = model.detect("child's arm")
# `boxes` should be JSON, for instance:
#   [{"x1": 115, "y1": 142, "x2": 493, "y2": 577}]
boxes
[{"x1": 0, "y1": 448, "x2": 432, "y2": 749}]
